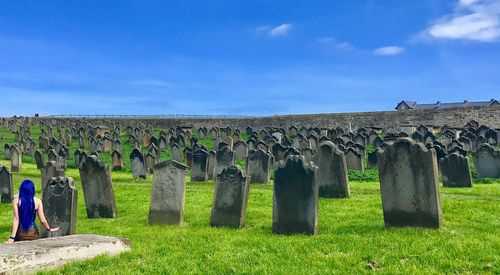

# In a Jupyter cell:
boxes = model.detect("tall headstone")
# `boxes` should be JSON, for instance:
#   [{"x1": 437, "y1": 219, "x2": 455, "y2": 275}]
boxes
[
  {"x1": 207, "y1": 150, "x2": 216, "y2": 180},
  {"x1": 34, "y1": 150, "x2": 45, "y2": 170},
  {"x1": 440, "y1": 152, "x2": 472, "y2": 187},
  {"x1": 273, "y1": 155, "x2": 318, "y2": 235},
  {"x1": 246, "y1": 149, "x2": 272, "y2": 184},
  {"x1": 4, "y1": 144, "x2": 11, "y2": 160},
  {"x1": 377, "y1": 138, "x2": 442, "y2": 228},
  {"x1": 210, "y1": 165, "x2": 250, "y2": 228},
  {"x1": 130, "y1": 148, "x2": 147, "y2": 179},
  {"x1": 112, "y1": 150, "x2": 123, "y2": 171},
  {"x1": 312, "y1": 141, "x2": 350, "y2": 198},
  {"x1": 79, "y1": 155, "x2": 117, "y2": 218},
  {"x1": 148, "y1": 161, "x2": 188, "y2": 225},
  {"x1": 345, "y1": 147, "x2": 363, "y2": 171},
  {"x1": 10, "y1": 145, "x2": 22, "y2": 172},
  {"x1": 0, "y1": 165, "x2": 13, "y2": 203},
  {"x1": 191, "y1": 149, "x2": 209, "y2": 182},
  {"x1": 40, "y1": 177, "x2": 77, "y2": 238}
]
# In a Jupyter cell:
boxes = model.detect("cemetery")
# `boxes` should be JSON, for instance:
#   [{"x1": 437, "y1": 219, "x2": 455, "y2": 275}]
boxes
[{"x1": 0, "y1": 114, "x2": 499, "y2": 273}]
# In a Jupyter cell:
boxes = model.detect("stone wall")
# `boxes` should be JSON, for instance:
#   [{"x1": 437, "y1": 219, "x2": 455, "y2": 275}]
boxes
[{"x1": 35, "y1": 105, "x2": 500, "y2": 131}]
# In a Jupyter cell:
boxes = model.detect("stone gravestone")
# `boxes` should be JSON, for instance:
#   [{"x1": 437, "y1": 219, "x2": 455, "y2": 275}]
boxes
[
  {"x1": 207, "y1": 150, "x2": 216, "y2": 180},
  {"x1": 215, "y1": 146, "x2": 235, "y2": 176},
  {"x1": 345, "y1": 147, "x2": 363, "y2": 171},
  {"x1": 312, "y1": 141, "x2": 350, "y2": 198},
  {"x1": 210, "y1": 165, "x2": 250, "y2": 228},
  {"x1": 171, "y1": 143, "x2": 182, "y2": 162},
  {"x1": 4, "y1": 144, "x2": 11, "y2": 160},
  {"x1": 377, "y1": 138, "x2": 442, "y2": 228},
  {"x1": 191, "y1": 149, "x2": 209, "y2": 182},
  {"x1": 273, "y1": 155, "x2": 318, "y2": 235},
  {"x1": 440, "y1": 152, "x2": 472, "y2": 188},
  {"x1": 10, "y1": 145, "x2": 22, "y2": 172},
  {"x1": 233, "y1": 140, "x2": 248, "y2": 160},
  {"x1": 79, "y1": 155, "x2": 117, "y2": 218},
  {"x1": 112, "y1": 150, "x2": 123, "y2": 171},
  {"x1": 246, "y1": 149, "x2": 272, "y2": 184},
  {"x1": 0, "y1": 165, "x2": 13, "y2": 203},
  {"x1": 34, "y1": 150, "x2": 45, "y2": 170},
  {"x1": 41, "y1": 161, "x2": 65, "y2": 190},
  {"x1": 130, "y1": 148, "x2": 147, "y2": 179},
  {"x1": 148, "y1": 160, "x2": 188, "y2": 225},
  {"x1": 473, "y1": 144, "x2": 500, "y2": 179},
  {"x1": 40, "y1": 177, "x2": 77, "y2": 238}
]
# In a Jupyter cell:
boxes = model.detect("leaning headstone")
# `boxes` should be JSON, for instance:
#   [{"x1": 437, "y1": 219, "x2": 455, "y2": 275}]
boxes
[
  {"x1": 440, "y1": 152, "x2": 472, "y2": 187},
  {"x1": 273, "y1": 155, "x2": 318, "y2": 235},
  {"x1": 40, "y1": 177, "x2": 77, "y2": 238},
  {"x1": 210, "y1": 165, "x2": 250, "y2": 228},
  {"x1": 0, "y1": 165, "x2": 13, "y2": 203},
  {"x1": 34, "y1": 150, "x2": 45, "y2": 170},
  {"x1": 246, "y1": 149, "x2": 272, "y2": 184},
  {"x1": 148, "y1": 160, "x2": 188, "y2": 225},
  {"x1": 377, "y1": 138, "x2": 442, "y2": 228},
  {"x1": 10, "y1": 145, "x2": 22, "y2": 172},
  {"x1": 312, "y1": 141, "x2": 350, "y2": 198},
  {"x1": 79, "y1": 155, "x2": 117, "y2": 218},
  {"x1": 130, "y1": 148, "x2": 147, "y2": 179},
  {"x1": 473, "y1": 144, "x2": 500, "y2": 179},
  {"x1": 191, "y1": 149, "x2": 209, "y2": 182}
]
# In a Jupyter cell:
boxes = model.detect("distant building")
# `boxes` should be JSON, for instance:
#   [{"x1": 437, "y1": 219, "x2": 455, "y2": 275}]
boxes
[{"x1": 395, "y1": 99, "x2": 499, "y2": 110}]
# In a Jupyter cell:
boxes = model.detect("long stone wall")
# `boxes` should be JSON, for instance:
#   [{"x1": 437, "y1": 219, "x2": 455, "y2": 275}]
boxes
[{"x1": 35, "y1": 105, "x2": 500, "y2": 131}]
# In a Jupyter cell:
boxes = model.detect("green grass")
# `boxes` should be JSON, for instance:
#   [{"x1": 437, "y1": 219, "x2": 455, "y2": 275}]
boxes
[{"x1": 0, "y1": 125, "x2": 499, "y2": 274}]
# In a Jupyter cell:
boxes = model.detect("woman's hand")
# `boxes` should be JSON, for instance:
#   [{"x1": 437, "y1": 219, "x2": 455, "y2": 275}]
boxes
[
  {"x1": 49, "y1": 227, "x2": 60, "y2": 232},
  {"x1": 4, "y1": 239, "x2": 14, "y2": 244}
]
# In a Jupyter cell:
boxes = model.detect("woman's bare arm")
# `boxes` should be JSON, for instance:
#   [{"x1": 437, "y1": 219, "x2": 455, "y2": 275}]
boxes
[{"x1": 10, "y1": 197, "x2": 19, "y2": 236}]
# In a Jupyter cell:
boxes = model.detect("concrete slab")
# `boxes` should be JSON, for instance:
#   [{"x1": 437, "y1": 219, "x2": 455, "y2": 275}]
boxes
[{"x1": 0, "y1": 234, "x2": 131, "y2": 274}]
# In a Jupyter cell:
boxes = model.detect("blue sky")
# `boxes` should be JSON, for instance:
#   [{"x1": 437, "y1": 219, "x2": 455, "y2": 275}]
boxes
[{"x1": 1, "y1": 0, "x2": 500, "y2": 116}]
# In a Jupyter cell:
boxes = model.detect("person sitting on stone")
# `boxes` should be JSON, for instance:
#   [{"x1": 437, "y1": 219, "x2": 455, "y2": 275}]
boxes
[{"x1": 4, "y1": 180, "x2": 59, "y2": 243}]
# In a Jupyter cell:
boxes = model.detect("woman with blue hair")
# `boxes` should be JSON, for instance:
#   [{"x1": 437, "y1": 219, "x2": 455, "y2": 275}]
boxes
[{"x1": 5, "y1": 180, "x2": 59, "y2": 243}]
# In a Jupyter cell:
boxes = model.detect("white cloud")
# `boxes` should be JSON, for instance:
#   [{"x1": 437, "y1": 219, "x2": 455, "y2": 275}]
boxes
[
  {"x1": 373, "y1": 46, "x2": 406, "y2": 56},
  {"x1": 423, "y1": 0, "x2": 500, "y2": 42},
  {"x1": 256, "y1": 23, "x2": 292, "y2": 37}
]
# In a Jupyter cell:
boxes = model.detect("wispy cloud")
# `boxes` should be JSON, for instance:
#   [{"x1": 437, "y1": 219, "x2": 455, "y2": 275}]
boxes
[
  {"x1": 373, "y1": 46, "x2": 406, "y2": 56},
  {"x1": 420, "y1": 0, "x2": 500, "y2": 42},
  {"x1": 316, "y1": 37, "x2": 355, "y2": 54},
  {"x1": 256, "y1": 23, "x2": 292, "y2": 37}
]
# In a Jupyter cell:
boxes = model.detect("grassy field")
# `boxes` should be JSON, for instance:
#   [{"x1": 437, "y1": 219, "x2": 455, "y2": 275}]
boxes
[{"x1": 0, "y1": 125, "x2": 499, "y2": 274}]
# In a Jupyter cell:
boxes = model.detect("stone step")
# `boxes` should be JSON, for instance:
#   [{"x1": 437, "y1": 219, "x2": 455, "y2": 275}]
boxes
[{"x1": 0, "y1": 234, "x2": 131, "y2": 274}]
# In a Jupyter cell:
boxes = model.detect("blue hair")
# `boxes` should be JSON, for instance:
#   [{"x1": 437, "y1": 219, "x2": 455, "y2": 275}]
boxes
[{"x1": 18, "y1": 180, "x2": 35, "y2": 231}]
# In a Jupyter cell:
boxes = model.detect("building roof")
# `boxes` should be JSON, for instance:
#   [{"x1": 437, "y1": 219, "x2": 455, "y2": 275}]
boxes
[{"x1": 396, "y1": 99, "x2": 499, "y2": 110}]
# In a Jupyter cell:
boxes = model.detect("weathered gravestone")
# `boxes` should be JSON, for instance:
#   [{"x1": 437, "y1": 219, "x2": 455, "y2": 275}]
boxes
[
  {"x1": 473, "y1": 144, "x2": 500, "y2": 179},
  {"x1": 210, "y1": 165, "x2": 250, "y2": 228},
  {"x1": 41, "y1": 161, "x2": 65, "y2": 190},
  {"x1": 79, "y1": 155, "x2": 117, "y2": 218},
  {"x1": 440, "y1": 152, "x2": 472, "y2": 187},
  {"x1": 207, "y1": 150, "x2": 216, "y2": 180},
  {"x1": 40, "y1": 177, "x2": 77, "y2": 238},
  {"x1": 345, "y1": 147, "x2": 363, "y2": 171},
  {"x1": 312, "y1": 141, "x2": 350, "y2": 198},
  {"x1": 273, "y1": 155, "x2": 318, "y2": 235},
  {"x1": 4, "y1": 144, "x2": 11, "y2": 160},
  {"x1": 191, "y1": 149, "x2": 209, "y2": 182},
  {"x1": 148, "y1": 160, "x2": 188, "y2": 225},
  {"x1": 0, "y1": 165, "x2": 13, "y2": 203},
  {"x1": 171, "y1": 143, "x2": 182, "y2": 162},
  {"x1": 233, "y1": 140, "x2": 248, "y2": 160},
  {"x1": 10, "y1": 145, "x2": 22, "y2": 172},
  {"x1": 112, "y1": 150, "x2": 123, "y2": 171},
  {"x1": 34, "y1": 150, "x2": 45, "y2": 170},
  {"x1": 246, "y1": 149, "x2": 272, "y2": 184},
  {"x1": 130, "y1": 148, "x2": 147, "y2": 179},
  {"x1": 215, "y1": 146, "x2": 235, "y2": 176},
  {"x1": 377, "y1": 138, "x2": 442, "y2": 228}
]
